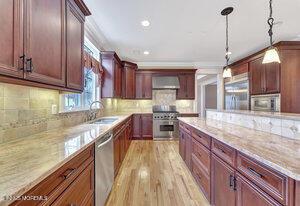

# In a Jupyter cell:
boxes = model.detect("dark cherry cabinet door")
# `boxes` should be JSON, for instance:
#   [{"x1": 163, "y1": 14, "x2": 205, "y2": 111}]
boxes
[
  {"x1": 114, "y1": 61, "x2": 122, "y2": 98},
  {"x1": 0, "y1": 0, "x2": 24, "y2": 78},
  {"x1": 236, "y1": 173, "x2": 281, "y2": 206},
  {"x1": 122, "y1": 62, "x2": 136, "y2": 99},
  {"x1": 264, "y1": 62, "x2": 280, "y2": 94},
  {"x1": 211, "y1": 154, "x2": 236, "y2": 206},
  {"x1": 24, "y1": 0, "x2": 66, "y2": 87},
  {"x1": 135, "y1": 73, "x2": 143, "y2": 99},
  {"x1": 66, "y1": 0, "x2": 84, "y2": 91},
  {"x1": 135, "y1": 73, "x2": 152, "y2": 99},
  {"x1": 186, "y1": 74, "x2": 195, "y2": 99},
  {"x1": 249, "y1": 57, "x2": 264, "y2": 95},
  {"x1": 177, "y1": 74, "x2": 195, "y2": 99},
  {"x1": 143, "y1": 74, "x2": 152, "y2": 99},
  {"x1": 132, "y1": 114, "x2": 141, "y2": 139},
  {"x1": 113, "y1": 133, "x2": 121, "y2": 176},
  {"x1": 141, "y1": 114, "x2": 153, "y2": 139},
  {"x1": 185, "y1": 133, "x2": 192, "y2": 169},
  {"x1": 179, "y1": 129, "x2": 186, "y2": 160},
  {"x1": 177, "y1": 75, "x2": 187, "y2": 99}
]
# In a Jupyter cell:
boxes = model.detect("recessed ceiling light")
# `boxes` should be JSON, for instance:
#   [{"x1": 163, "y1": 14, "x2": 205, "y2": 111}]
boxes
[
  {"x1": 141, "y1": 20, "x2": 150, "y2": 27},
  {"x1": 143, "y1": 51, "x2": 150, "y2": 55}
]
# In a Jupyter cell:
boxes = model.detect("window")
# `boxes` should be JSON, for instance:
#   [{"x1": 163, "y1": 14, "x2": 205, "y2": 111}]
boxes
[{"x1": 60, "y1": 38, "x2": 100, "y2": 112}]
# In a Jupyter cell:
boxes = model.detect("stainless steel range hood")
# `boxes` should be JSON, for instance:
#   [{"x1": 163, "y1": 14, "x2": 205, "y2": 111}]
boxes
[{"x1": 152, "y1": 76, "x2": 180, "y2": 90}]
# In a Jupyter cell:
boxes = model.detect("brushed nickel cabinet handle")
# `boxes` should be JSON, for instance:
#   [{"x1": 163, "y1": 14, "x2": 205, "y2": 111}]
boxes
[{"x1": 62, "y1": 168, "x2": 75, "y2": 180}]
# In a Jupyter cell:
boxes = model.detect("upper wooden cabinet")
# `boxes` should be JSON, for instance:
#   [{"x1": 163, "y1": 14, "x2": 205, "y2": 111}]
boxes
[
  {"x1": 0, "y1": 0, "x2": 24, "y2": 79},
  {"x1": 122, "y1": 61, "x2": 137, "y2": 99},
  {"x1": 23, "y1": 0, "x2": 66, "y2": 87},
  {"x1": 0, "y1": 0, "x2": 90, "y2": 92},
  {"x1": 135, "y1": 72, "x2": 152, "y2": 99},
  {"x1": 66, "y1": 0, "x2": 85, "y2": 91},
  {"x1": 177, "y1": 74, "x2": 195, "y2": 99},
  {"x1": 101, "y1": 51, "x2": 123, "y2": 98},
  {"x1": 231, "y1": 63, "x2": 249, "y2": 76},
  {"x1": 249, "y1": 56, "x2": 280, "y2": 95}
]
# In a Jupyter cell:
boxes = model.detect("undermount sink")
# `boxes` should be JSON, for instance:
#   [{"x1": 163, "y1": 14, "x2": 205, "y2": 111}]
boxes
[{"x1": 90, "y1": 118, "x2": 118, "y2": 125}]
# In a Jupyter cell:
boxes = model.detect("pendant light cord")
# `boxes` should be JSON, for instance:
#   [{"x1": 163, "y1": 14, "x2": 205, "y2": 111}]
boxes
[
  {"x1": 268, "y1": 0, "x2": 274, "y2": 46},
  {"x1": 225, "y1": 15, "x2": 230, "y2": 67}
]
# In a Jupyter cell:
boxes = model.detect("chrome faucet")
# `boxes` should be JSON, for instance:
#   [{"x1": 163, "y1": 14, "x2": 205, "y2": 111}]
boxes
[{"x1": 87, "y1": 100, "x2": 104, "y2": 121}]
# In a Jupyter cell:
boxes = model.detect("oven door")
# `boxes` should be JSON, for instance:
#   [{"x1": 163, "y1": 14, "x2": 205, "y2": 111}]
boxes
[{"x1": 153, "y1": 120, "x2": 179, "y2": 140}]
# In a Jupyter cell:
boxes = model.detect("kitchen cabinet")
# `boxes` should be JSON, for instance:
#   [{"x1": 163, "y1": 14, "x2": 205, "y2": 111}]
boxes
[
  {"x1": 176, "y1": 74, "x2": 195, "y2": 99},
  {"x1": 66, "y1": 0, "x2": 85, "y2": 91},
  {"x1": 101, "y1": 51, "x2": 123, "y2": 98},
  {"x1": 51, "y1": 162, "x2": 94, "y2": 206},
  {"x1": 113, "y1": 117, "x2": 133, "y2": 176},
  {"x1": 236, "y1": 173, "x2": 281, "y2": 206},
  {"x1": 11, "y1": 144, "x2": 94, "y2": 206},
  {"x1": 231, "y1": 63, "x2": 249, "y2": 76},
  {"x1": 132, "y1": 114, "x2": 153, "y2": 140},
  {"x1": 0, "y1": 0, "x2": 24, "y2": 78},
  {"x1": 211, "y1": 154, "x2": 236, "y2": 206},
  {"x1": 179, "y1": 120, "x2": 296, "y2": 206},
  {"x1": 23, "y1": 0, "x2": 66, "y2": 87},
  {"x1": 249, "y1": 57, "x2": 280, "y2": 95},
  {"x1": 122, "y1": 61, "x2": 137, "y2": 99},
  {"x1": 135, "y1": 73, "x2": 152, "y2": 99},
  {"x1": 0, "y1": 0, "x2": 90, "y2": 92}
]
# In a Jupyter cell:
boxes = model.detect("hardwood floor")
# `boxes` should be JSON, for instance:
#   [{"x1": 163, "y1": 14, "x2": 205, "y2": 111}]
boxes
[{"x1": 106, "y1": 140, "x2": 210, "y2": 206}]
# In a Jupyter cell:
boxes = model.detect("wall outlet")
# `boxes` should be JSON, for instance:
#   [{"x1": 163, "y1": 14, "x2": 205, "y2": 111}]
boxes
[{"x1": 51, "y1": 104, "x2": 58, "y2": 115}]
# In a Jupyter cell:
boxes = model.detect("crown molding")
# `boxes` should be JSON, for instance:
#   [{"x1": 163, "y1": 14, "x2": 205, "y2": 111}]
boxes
[
  {"x1": 84, "y1": 17, "x2": 113, "y2": 51},
  {"x1": 137, "y1": 61, "x2": 224, "y2": 69}
]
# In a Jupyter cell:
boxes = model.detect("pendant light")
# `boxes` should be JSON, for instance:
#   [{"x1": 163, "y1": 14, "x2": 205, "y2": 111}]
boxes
[
  {"x1": 262, "y1": 0, "x2": 281, "y2": 64},
  {"x1": 221, "y1": 7, "x2": 234, "y2": 78}
]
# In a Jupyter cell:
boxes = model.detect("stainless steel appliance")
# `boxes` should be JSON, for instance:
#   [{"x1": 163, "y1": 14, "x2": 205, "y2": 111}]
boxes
[
  {"x1": 153, "y1": 105, "x2": 179, "y2": 140},
  {"x1": 251, "y1": 94, "x2": 280, "y2": 112},
  {"x1": 152, "y1": 76, "x2": 180, "y2": 89},
  {"x1": 224, "y1": 73, "x2": 249, "y2": 110},
  {"x1": 95, "y1": 132, "x2": 114, "y2": 206}
]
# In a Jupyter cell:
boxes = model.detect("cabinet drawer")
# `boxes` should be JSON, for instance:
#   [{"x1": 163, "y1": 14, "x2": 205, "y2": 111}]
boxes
[
  {"x1": 12, "y1": 144, "x2": 94, "y2": 206},
  {"x1": 51, "y1": 162, "x2": 94, "y2": 206},
  {"x1": 179, "y1": 122, "x2": 191, "y2": 134},
  {"x1": 237, "y1": 152, "x2": 289, "y2": 205},
  {"x1": 212, "y1": 139, "x2": 236, "y2": 167},
  {"x1": 191, "y1": 129, "x2": 211, "y2": 149},
  {"x1": 191, "y1": 155, "x2": 211, "y2": 202},
  {"x1": 192, "y1": 138, "x2": 211, "y2": 175}
]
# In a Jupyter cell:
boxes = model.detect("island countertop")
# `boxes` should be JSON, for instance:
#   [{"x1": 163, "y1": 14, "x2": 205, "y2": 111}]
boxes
[
  {"x1": 0, "y1": 114, "x2": 131, "y2": 206},
  {"x1": 178, "y1": 117, "x2": 300, "y2": 181}
]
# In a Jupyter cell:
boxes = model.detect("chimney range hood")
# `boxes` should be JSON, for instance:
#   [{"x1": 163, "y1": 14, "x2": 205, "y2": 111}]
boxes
[{"x1": 152, "y1": 76, "x2": 180, "y2": 90}]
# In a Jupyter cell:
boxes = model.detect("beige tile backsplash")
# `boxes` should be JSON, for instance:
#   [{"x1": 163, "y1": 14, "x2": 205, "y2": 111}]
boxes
[{"x1": 0, "y1": 84, "x2": 195, "y2": 143}]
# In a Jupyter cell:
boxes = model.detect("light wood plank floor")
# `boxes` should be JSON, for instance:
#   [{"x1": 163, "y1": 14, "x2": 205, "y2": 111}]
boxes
[{"x1": 106, "y1": 140, "x2": 210, "y2": 206}]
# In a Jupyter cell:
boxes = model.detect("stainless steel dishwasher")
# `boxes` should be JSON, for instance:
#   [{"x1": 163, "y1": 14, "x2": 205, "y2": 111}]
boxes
[{"x1": 95, "y1": 132, "x2": 114, "y2": 206}]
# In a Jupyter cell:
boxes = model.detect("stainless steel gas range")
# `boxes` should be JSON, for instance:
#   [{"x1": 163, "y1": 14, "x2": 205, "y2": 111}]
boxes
[{"x1": 152, "y1": 105, "x2": 179, "y2": 140}]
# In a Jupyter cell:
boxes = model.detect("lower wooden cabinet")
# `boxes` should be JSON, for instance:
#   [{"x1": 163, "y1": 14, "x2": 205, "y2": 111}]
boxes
[
  {"x1": 179, "y1": 120, "x2": 297, "y2": 206},
  {"x1": 236, "y1": 173, "x2": 281, "y2": 206},
  {"x1": 113, "y1": 117, "x2": 133, "y2": 177},
  {"x1": 51, "y1": 162, "x2": 94, "y2": 206},
  {"x1": 211, "y1": 154, "x2": 236, "y2": 206},
  {"x1": 132, "y1": 114, "x2": 153, "y2": 140}
]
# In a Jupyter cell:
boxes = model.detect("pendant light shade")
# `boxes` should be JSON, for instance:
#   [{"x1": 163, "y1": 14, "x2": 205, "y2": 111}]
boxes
[
  {"x1": 263, "y1": 0, "x2": 281, "y2": 64},
  {"x1": 262, "y1": 47, "x2": 281, "y2": 64},
  {"x1": 223, "y1": 67, "x2": 232, "y2": 78},
  {"x1": 221, "y1": 7, "x2": 234, "y2": 78}
]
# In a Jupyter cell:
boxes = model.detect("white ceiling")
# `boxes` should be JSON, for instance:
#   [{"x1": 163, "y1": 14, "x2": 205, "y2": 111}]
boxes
[{"x1": 84, "y1": 0, "x2": 300, "y2": 68}]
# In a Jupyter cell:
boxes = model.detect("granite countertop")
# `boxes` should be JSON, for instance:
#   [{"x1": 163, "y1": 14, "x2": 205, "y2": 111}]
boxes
[
  {"x1": 206, "y1": 109, "x2": 300, "y2": 121},
  {"x1": 0, "y1": 114, "x2": 131, "y2": 206},
  {"x1": 178, "y1": 117, "x2": 300, "y2": 181}
]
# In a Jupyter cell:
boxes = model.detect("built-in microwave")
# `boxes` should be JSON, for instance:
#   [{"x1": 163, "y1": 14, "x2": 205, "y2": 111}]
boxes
[{"x1": 251, "y1": 94, "x2": 280, "y2": 112}]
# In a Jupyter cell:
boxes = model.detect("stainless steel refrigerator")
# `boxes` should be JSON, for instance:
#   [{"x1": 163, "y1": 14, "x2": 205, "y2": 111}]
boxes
[{"x1": 224, "y1": 73, "x2": 249, "y2": 110}]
